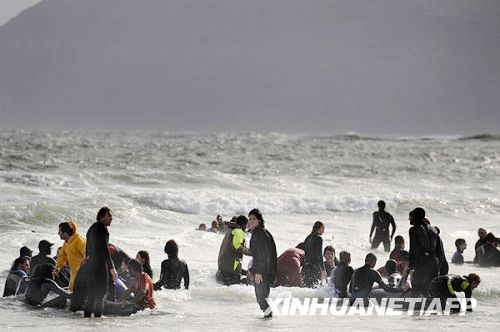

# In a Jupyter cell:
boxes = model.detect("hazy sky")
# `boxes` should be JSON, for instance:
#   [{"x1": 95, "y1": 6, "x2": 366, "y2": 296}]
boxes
[
  {"x1": 0, "y1": 0, "x2": 41, "y2": 26},
  {"x1": 0, "y1": 0, "x2": 499, "y2": 135}
]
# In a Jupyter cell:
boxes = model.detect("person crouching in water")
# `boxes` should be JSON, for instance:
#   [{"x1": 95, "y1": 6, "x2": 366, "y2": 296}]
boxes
[
  {"x1": 330, "y1": 251, "x2": 354, "y2": 299},
  {"x1": 429, "y1": 273, "x2": 481, "y2": 313},
  {"x1": 119, "y1": 260, "x2": 156, "y2": 310},
  {"x1": 275, "y1": 245, "x2": 305, "y2": 287},
  {"x1": 154, "y1": 240, "x2": 189, "y2": 290},
  {"x1": 216, "y1": 215, "x2": 251, "y2": 285},
  {"x1": 3, "y1": 257, "x2": 30, "y2": 297},
  {"x1": 25, "y1": 263, "x2": 71, "y2": 308}
]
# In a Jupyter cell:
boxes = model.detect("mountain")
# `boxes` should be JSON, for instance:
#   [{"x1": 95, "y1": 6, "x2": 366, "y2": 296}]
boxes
[{"x1": 0, "y1": 0, "x2": 499, "y2": 133}]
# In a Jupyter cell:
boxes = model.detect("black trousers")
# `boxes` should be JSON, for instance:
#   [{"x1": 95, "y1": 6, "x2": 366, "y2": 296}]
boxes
[
  {"x1": 254, "y1": 281, "x2": 271, "y2": 314},
  {"x1": 84, "y1": 267, "x2": 108, "y2": 318},
  {"x1": 411, "y1": 261, "x2": 438, "y2": 297}
]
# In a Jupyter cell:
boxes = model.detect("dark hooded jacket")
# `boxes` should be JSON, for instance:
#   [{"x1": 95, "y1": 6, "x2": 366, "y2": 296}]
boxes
[{"x1": 249, "y1": 224, "x2": 277, "y2": 284}]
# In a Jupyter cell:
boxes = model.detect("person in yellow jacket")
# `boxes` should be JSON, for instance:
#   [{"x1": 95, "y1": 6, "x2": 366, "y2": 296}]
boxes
[{"x1": 55, "y1": 220, "x2": 86, "y2": 291}]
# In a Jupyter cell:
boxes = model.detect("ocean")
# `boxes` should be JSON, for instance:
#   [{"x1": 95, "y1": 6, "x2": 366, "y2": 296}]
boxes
[{"x1": 1, "y1": 130, "x2": 499, "y2": 331}]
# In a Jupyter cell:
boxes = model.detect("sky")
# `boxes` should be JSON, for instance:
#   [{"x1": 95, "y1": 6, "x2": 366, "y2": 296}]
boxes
[
  {"x1": 0, "y1": 0, "x2": 41, "y2": 26},
  {"x1": 0, "y1": 0, "x2": 499, "y2": 135}
]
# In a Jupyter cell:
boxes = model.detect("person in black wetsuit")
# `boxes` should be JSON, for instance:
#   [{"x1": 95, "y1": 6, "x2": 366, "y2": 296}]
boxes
[
  {"x1": 81, "y1": 207, "x2": 118, "y2": 317},
  {"x1": 350, "y1": 253, "x2": 401, "y2": 306},
  {"x1": 25, "y1": 263, "x2": 71, "y2": 308},
  {"x1": 408, "y1": 207, "x2": 446, "y2": 297},
  {"x1": 330, "y1": 251, "x2": 353, "y2": 298},
  {"x1": 154, "y1": 239, "x2": 189, "y2": 290},
  {"x1": 389, "y1": 235, "x2": 405, "y2": 262},
  {"x1": 248, "y1": 208, "x2": 277, "y2": 318},
  {"x1": 302, "y1": 221, "x2": 327, "y2": 288},
  {"x1": 473, "y1": 228, "x2": 488, "y2": 263},
  {"x1": 369, "y1": 200, "x2": 396, "y2": 252},
  {"x1": 429, "y1": 273, "x2": 481, "y2": 313},
  {"x1": 29, "y1": 240, "x2": 56, "y2": 276},
  {"x1": 475, "y1": 233, "x2": 500, "y2": 267}
]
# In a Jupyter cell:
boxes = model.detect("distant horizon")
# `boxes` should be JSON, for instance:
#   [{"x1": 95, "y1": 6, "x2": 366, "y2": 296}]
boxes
[{"x1": 0, "y1": 127, "x2": 498, "y2": 139}]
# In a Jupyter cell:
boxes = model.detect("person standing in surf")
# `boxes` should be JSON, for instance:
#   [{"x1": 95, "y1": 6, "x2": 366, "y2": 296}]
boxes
[
  {"x1": 369, "y1": 200, "x2": 396, "y2": 252},
  {"x1": 248, "y1": 209, "x2": 277, "y2": 318},
  {"x1": 302, "y1": 221, "x2": 327, "y2": 287},
  {"x1": 82, "y1": 207, "x2": 118, "y2": 317}
]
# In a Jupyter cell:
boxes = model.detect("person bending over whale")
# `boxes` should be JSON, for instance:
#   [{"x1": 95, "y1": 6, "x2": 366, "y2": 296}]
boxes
[
  {"x1": 429, "y1": 273, "x2": 481, "y2": 313},
  {"x1": 350, "y1": 253, "x2": 401, "y2": 306},
  {"x1": 119, "y1": 260, "x2": 156, "y2": 310},
  {"x1": 54, "y1": 221, "x2": 86, "y2": 292}
]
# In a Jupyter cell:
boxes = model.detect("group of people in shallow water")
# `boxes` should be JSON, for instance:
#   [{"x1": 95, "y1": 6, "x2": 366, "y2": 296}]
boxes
[
  {"x1": 3, "y1": 202, "x2": 499, "y2": 318},
  {"x1": 3, "y1": 207, "x2": 189, "y2": 317},
  {"x1": 214, "y1": 202, "x2": 497, "y2": 316}
]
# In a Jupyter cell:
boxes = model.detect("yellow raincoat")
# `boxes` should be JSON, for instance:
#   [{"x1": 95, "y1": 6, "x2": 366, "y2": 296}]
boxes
[{"x1": 56, "y1": 220, "x2": 86, "y2": 291}]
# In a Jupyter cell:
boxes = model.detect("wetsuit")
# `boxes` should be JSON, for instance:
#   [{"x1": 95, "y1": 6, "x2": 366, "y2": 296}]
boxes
[
  {"x1": 389, "y1": 245, "x2": 404, "y2": 262},
  {"x1": 429, "y1": 275, "x2": 475, "y2": 312},
  {"x1": 370, "y1": 211, "x2": 396, "y2": 252},
  {"x1": 25, "y1": 264, "x2": 71, "y2": 308},
  {"x1": 217, "y1": 225, "x2": 249, "y2": 285},
  {"x1": 409, "y1": 221, "x2": 445, "y2": 297},
  {"x1": 301, "y1": 233, "x2": 324, "y2": 288},
  {"x1": 275, "y1": 248, "x2": 304, "y2": 287},
  {"x1": 475, "y1": 243, "x2": 500, "y2": 267},
  {"x1": 83, "y1": 221, "x2": 115, "y2": 317},
  {"x1": 451, "y1": 251, "x2": 464, "y2": 264},
  {"x1": 154, "y1": 257, "x2": 189, "y2": 290},
  {"x1": 473, "y1": 238, "x2": 487, "y2": 263},
  {"x1": 330, "y1": 262, "x2": 354, "y2": 298},
  {"x1": 350, "y1": 264, "x2": 400, "y2": 305},
  {"x1": 143, "y1": 265, "x2": 153, "y2": 280},
  {"x1": 249, "y1": 223, "x2": 277, "y2": 315},
  {"x1": 2, "y1": 269, "x2": 28, "y2": 297}
]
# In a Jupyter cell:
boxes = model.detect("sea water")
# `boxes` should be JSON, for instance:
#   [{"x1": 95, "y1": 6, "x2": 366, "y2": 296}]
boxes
[{"x1": 1, "y1": 130, "x2": 499, "y2": 331}]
